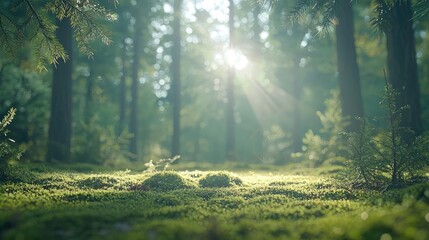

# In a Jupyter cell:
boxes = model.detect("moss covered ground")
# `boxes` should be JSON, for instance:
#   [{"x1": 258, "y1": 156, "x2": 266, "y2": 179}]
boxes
[{"x1": 0, "y1": 163, "x2": 428, "y2": 239}]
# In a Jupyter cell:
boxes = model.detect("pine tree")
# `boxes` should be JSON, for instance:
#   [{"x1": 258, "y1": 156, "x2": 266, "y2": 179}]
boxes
[
  {"x1": 263, "y1": 0, "x2": 364, "y2": 132},
  {"x1": 372, "y1": 0, "x2": 424, "y2": 139}
]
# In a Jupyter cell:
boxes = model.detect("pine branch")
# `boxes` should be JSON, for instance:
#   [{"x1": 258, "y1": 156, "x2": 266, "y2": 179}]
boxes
[
  {"x1": 0, "y1": 0, "x2": 116, "y2": 69},
  {"x1": 0, "y1": 108, "x2": 16, "y2": 131},
  {"x1": 319, "y1": 0, "x2": 336, "y2": 34},
  {"x1": 371, "y1": 0, "x2": 391, "y2": 33},
  {"x1": 24, "y1": 0, "x2": 53, "y2": 42},
  {"x1": 45, "y1": 0, "x2": 113, "y2": 58},
  {"x1": 260, "y1": 0, "x2": 277, "y2": 10},
  {"x1": 0, "y1": 11, "x2": 19, "y2": 59},
  {"x1": 22, "y1": 0, "x2": 67, "y2": 70},
  {"x1": 290, "y1": 0, "x2": 314, "y2": 23},
  {"x1": 413, "y1": 0, "x2": 429, "y2": 19},
  {"x1": 289, "y1": 0, "x2": 338, "y2": 34}
]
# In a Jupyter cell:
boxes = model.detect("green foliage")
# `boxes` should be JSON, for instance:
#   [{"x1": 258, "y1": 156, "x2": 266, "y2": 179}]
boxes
[
  {"x1": 0, "y1": 108, "x2": 25, "y2": 183},
  {"x1": 199, "y1": 172, "x2": 243, "y2": 188},
  {"x1": 414, "y1": 0, "x2": 429, "y2": 18},
  {"x1": 378, "y1": 81, "x2": 429, "y2": 183},
  {"x1": 298, "y1": 130, "x2": 324, "y2": 165},
  {"x1": 0, "y1": 108, "x2": 15, "y2": 134},
  {"x1": 339, "y1": 78, "x2": 429, "y2": 189},
  {"x1": 338, "y1": 118, "x2": 381, "y2": 188},
  {"x1": 373, "y1": 77, "x2": 425, "y2": 185},
  {"x1": 137, "y1": 172, "x2": 197, "y2": 191},
  {"x1": 279, "y1": 0, "x2": 429, "y2": 35},
  {"x1": 289, "y1": 0, "x2": 337, "y2": 34},
  {"x1": 294, "y1": 90, "x2": 348, "y2": 166},
  {"x1": 0, "y1": 0, "x2": 116, "y2": 70},
  {"x1": 0, "y1": 62, "x2": 50, "y2": 160},
  {"x1": 261, "y1": 125, "x2": 291, "y2": 164},
  {"x1": 371, "y1": 0, "x2": 429, "y2": 33},
  {"x1": 45, "y1": 0, "x2": 115, "y2": 58}
]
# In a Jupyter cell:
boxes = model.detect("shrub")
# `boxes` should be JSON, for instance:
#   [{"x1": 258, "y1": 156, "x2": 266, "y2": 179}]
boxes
[
  {"x1": 293, "y1": 90, "x2": 348, "y2": 167},
  {"x1": 337, "y1": 118, "x2": 381, "y2": 189},
  {"x1": 1, "y1": 108, "x2": 26, "y2": 183},
  {"x1": 138, "y1": 172, "x2": 196, "y2": 191},
  {"x1": 339, "y1": 74, "x2": 429, "y2": 189},
  {"x1": 199, "y1": 172, "x2": 243, "y2": 188}
]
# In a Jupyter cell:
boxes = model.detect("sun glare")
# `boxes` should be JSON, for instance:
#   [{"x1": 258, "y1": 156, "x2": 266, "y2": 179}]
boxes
[{"x1": 225, "y1": 48, "x2": 248, "y2": 70}]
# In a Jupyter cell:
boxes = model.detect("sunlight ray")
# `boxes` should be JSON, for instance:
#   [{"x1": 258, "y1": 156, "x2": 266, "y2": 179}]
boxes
[{"x1": 241, "y1": 77, "x2": 306, "y2": 131}]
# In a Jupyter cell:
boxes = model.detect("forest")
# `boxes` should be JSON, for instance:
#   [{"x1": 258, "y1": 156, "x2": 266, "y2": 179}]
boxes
[{"x1": 1, "y1": 0, "x2": 429, "y2": 239}]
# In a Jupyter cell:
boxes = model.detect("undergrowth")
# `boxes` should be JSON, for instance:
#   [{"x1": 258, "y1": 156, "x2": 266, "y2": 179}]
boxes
[
  {"x1": 338, "y1": 75, "x2": 429, "y2": 190},
  {"x1": 0, "y1": 108, "x2": 27, "y2": 183}
]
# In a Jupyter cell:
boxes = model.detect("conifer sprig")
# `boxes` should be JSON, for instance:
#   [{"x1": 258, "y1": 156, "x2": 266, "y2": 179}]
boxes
[
  {"x1": 0, "y1": 108, "x2": 16, "y2": 132},
  {"x1": 0, "y1": 0, "x2": 116, "y2": 70}
]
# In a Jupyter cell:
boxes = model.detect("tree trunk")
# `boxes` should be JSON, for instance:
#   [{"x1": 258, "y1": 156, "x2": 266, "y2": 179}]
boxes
[
  {"x1": 192, "y1": 121, "x2": 202, "y2": 162},
  {"x1": 84, "y1": 59, "x2": 94, "y2": 125},
  {"x1": 386, "y1": 0, "x2": 423, "y2": 139},
  {"x1": 119, "y1": 38, "x2": 127, "y2": 133},
  {"x1": 171, "y1": 0, "x2": 182, "y2": 157},
  {"x1": 291, "y1": 22, "x2": 303, "y2": 153},
  {"x1": 335, "y1": 1, "x2": 364, "y2": 132},
  {"x1": 225, "y1": 0, "x2": 235, "y2": 161},
  {"x1": 46, "y1": 18, "x2": 73, "y2": 162},
  {"x1": 252, "y1": 4, "x2": 261, "y2": 44},
  {"x1": 83, "y1": 58, "x2": 101, "y2": 163},
  {"x1": 292, "y1": 59, "x2": 302, "y2": 153},
  {"x1": 129, "y1": 14, "x2": 142, "y2": 159}
]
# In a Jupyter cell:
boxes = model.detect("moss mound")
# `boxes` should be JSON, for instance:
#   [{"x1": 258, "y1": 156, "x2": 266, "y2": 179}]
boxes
[
  {"x1": 140, "y1": 172, "x2": 196, "y2": 191},
  {"x1": 199, "y1": 172, "x2": 243, "y2": 188}
]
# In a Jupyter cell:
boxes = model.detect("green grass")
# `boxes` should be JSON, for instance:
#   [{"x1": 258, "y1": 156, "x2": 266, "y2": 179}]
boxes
[{"x1": 0, "y1": 164, "x2": 428, "y2": 239}]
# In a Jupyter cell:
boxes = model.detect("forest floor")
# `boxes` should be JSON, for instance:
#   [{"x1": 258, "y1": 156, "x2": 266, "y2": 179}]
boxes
[{"x1": 0, "y1": 163, "x2": 428, "y2": 240}]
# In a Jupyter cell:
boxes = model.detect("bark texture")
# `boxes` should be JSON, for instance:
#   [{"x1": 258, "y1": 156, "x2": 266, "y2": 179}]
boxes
[
  {"x1": 47, "y1": 18, "x2": 73, "y2": 162},
  {"x1": 386, "y1": 0, "x2": 422, "y2": 139},
  {"x1": 335, "y1": 1, "x2": 364, "y2": 132}
]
